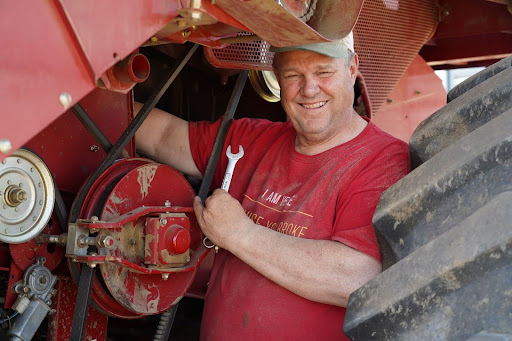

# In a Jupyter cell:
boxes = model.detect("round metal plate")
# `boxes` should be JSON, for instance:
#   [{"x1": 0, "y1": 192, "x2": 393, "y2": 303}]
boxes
[
  {"x1": 76, "y1": 158, "x2": 153, "y2": 319},
  {"x1": 0, "y1": 149, "x2": 55, "y2": 243},
  {"x1": 99, "y1": 163, "x2": 197, "y2": 315}
]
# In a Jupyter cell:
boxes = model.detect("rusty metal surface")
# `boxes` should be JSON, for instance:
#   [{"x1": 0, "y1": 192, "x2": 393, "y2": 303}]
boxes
[{"x1": 214, "y1": 0, "x2": 362, "y2": 47}]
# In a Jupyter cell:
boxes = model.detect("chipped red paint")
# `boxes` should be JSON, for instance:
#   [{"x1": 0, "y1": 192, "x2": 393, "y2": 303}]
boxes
[{"x1": 48, "y1": 277, "x2": 108, "y2": 341}]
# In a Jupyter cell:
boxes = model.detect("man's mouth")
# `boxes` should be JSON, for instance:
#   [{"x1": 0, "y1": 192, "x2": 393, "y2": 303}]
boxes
[{"x1": 300, "y1": 101, "x2": 327, "y2": 109}]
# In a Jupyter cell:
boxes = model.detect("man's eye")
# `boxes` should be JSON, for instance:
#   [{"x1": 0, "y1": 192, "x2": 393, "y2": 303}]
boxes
[
  {"x1": 284, "y1": 74, "x2": 300, "y2": 79},
  {"x1": 318, "y1": 71, "x2": 334, "y2": 77}
]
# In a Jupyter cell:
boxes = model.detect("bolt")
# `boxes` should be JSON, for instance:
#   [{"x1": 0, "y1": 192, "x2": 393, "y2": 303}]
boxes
[
  {"x1": 90, "y1": 145, "x2": 99, "y2": 152},
  {"x1": 150, "y1": 36, "x2": 158, "y2": 43},
  {"x1": 0, "y1": 139, "x2": 12, "y2": 154},
  {"x1": 99, "y1": 236, "x2": 114, "y2": 248},
  {"x1": 164, "y1": 200, "x2": 171, "y2": 207},
  {"x1": 91, "y1": 216, "x2": 99, "y2": 221},
  {"x1": 160, "y1": 218, "x2": 167, "y2": 225},
  {"x1": 88, "y1": 263, "x2": 97, "y2": 268},
  {"x1": 191, "y1": 11, "x2": 202, "y2": 21},
  {"x1": 59, "y1": 92, "x2": 73, "y2": 109},
  {"x1": 182, "y1": 30, "x2": 191, "y2": 38},
  {"x1": 161, "y1": 273, "x2": 169, "y2": 280},
  {"x1": 39, "y1": 200, "x2": 43, "y2": 205}
]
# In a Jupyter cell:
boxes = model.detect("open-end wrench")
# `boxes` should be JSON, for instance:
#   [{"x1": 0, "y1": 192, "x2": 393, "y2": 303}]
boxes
[
  {"x1": 221, "y1": 145, "x2": 244, "y2": 192},
  {"x1": 202, "y1": 144, "x2": 244, "y2": 252}
]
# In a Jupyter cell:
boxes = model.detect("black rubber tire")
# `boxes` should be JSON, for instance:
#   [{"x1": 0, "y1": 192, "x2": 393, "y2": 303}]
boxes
[{"x1": 344, "y1": 56, "x2": 512, "y2": 340}]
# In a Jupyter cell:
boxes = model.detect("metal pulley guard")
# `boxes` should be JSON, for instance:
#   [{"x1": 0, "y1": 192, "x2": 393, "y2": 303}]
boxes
[
  {"x1": 0, "y1": 149, "x2": 55, "y2": 244},
  {"x1": 68, "y1": 159, "x2": 208, "y2": 318}
]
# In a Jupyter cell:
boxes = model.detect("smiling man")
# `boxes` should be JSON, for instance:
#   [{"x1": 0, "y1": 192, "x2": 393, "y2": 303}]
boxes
[{"x1": 136, "y1": 32, "x2": 410, "y2": 340}]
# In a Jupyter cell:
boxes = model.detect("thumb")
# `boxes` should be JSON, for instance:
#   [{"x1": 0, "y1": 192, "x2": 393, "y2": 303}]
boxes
[{"x1": 193, "y1": 196, "x2": 204, "y2": 218}]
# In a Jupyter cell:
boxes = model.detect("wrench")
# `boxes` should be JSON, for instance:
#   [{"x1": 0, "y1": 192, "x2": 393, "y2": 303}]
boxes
[
  {"x1": 202, "y1": 145, "x2": 244, "y2": 252},
  {"x1": 221, "y1": 145, "x2": 244, "y2": 192}
]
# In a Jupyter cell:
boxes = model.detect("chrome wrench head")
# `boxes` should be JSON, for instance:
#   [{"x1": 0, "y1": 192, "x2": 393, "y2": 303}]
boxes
[{"x1": 226, "y1": 145, "x2": 244, "y2": 160}]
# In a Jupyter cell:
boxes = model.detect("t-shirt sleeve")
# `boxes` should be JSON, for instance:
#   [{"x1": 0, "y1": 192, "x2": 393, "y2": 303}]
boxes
[
  {"x1": 189, "y1": 119, "x2": 223, "y2": 177},
  {"x1": 332, "y1": 140, "x2": 411, "y2": 262}
]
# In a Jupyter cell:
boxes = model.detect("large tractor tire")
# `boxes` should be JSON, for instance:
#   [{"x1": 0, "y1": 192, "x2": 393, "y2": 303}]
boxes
[{"x1": 344, "y1": 56, "x2": 512, "y2": 340}]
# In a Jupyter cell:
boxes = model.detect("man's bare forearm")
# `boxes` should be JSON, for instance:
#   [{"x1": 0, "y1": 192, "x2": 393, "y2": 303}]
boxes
[
  {"x1": 193, "y1": 190, "x2": 381, "y2": 307},
  {"x1": 134, "y1": 102, "x2": 202, "y2": 178}
]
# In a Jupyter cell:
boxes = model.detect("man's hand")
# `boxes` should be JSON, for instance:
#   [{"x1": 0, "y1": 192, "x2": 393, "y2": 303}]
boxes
[{"x1": 193, "y1": 189, "x2": 253, "y2": 250}]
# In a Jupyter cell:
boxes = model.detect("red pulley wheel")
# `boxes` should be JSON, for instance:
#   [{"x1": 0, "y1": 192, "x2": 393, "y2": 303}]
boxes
[
  {"x1": 74, "y1": 158, "x2": 197, "y2": 318},
  {"x1": 98, "y1": 162, "x2": 197, "y2": 315}
]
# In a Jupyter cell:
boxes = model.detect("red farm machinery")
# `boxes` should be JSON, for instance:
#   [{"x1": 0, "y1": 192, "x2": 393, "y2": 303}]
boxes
[{"x1": 1, "y1": 0, "x2": 511, "y2": 340}]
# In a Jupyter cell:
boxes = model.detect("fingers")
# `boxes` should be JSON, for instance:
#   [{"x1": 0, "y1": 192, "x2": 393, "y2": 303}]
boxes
[{"x1": 193, "y1": 196, "x2": 204, "y2": 224}]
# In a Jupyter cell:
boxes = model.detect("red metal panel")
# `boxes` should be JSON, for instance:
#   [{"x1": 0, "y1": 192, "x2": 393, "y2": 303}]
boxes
[
  {"x1": 24, "y1": 89, "x2": 134, "y2": 193},
  {"x1": 0, "y1": 0, "x2": 95, "y2": 160},
  {"x1": 372, "y1": 55, "x2": 447, "y2": 142},
  {"x1": 59, "y1": 0, "x2": 179, "y2": 77},
  {"x1": 0, "y1": 1, "x2": 178, "y2": 161},
  {"x1": 48, "y1": 277, "x2": 108, "y2": 341},
  {"x1": 433, "y1": 0, "x2": 512, "y2": 39}
]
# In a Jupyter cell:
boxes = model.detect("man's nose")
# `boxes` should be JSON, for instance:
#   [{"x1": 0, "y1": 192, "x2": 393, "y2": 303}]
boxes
[{"x1": 300, "y1": 76, "x2": 319, "y2": 97}]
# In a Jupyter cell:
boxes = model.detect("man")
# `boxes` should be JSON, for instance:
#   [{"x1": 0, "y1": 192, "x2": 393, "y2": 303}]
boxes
[{"x1": 136, "y1": 32, "x2": 410, "y2": 340}]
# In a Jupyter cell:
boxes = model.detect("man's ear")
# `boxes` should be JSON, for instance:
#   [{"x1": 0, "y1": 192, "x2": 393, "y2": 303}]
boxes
[{"x1": 350, "y1": 53, "x2": 359, "y2": 84}]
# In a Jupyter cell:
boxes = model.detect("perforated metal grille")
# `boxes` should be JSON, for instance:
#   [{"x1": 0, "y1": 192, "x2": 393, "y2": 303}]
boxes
[
  {"x1": 205, "y1": 0, "x2": 438, "y2": 112},
  {"x1": 205, "y1": 34, "x2": 274, "y2": 71},
  {"x1": 355, "y1": 0, "x2": 438, "y2": 112}
]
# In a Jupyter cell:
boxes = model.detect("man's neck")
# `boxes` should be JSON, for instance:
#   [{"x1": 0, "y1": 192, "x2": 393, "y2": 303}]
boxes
[{"x1": 294, "y1": 114, "x2": 368, "y2": 156}]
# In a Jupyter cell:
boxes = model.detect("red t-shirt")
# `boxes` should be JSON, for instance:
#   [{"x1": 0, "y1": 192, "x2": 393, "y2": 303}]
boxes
[{"x1": 189, "y1": 118, "x2": 410, "y2": 340}]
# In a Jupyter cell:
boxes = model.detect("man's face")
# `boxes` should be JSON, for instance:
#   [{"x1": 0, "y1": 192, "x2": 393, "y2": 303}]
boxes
[{"x1": 274, "y1": 50, "x2": 358, "y2": 146}]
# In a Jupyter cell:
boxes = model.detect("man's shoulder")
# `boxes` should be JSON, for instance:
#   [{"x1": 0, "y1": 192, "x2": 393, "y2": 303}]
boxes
[
  {"x1": 232, "y1": 117, "x2": 290, "y2": 131},
  {"x1": 365, "y1": 121, "x2": 409, "y2": 150}
]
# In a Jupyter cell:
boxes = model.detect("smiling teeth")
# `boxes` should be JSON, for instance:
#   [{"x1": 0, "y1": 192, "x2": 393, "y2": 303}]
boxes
[{"x1": 302, "y1": 101, "x2": 326, "y2": 109}]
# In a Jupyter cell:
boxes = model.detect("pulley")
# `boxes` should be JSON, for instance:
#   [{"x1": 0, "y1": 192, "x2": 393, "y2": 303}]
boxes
[
  {"x1": 249, "y1": 70, "x2": 281, "y2": 103},
  {"x1": 0, "y1": 149, "x2": 55, "y2": 244},
  {"x1": 69, "y1": 158, "x2": 204, "y2": 318}
]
